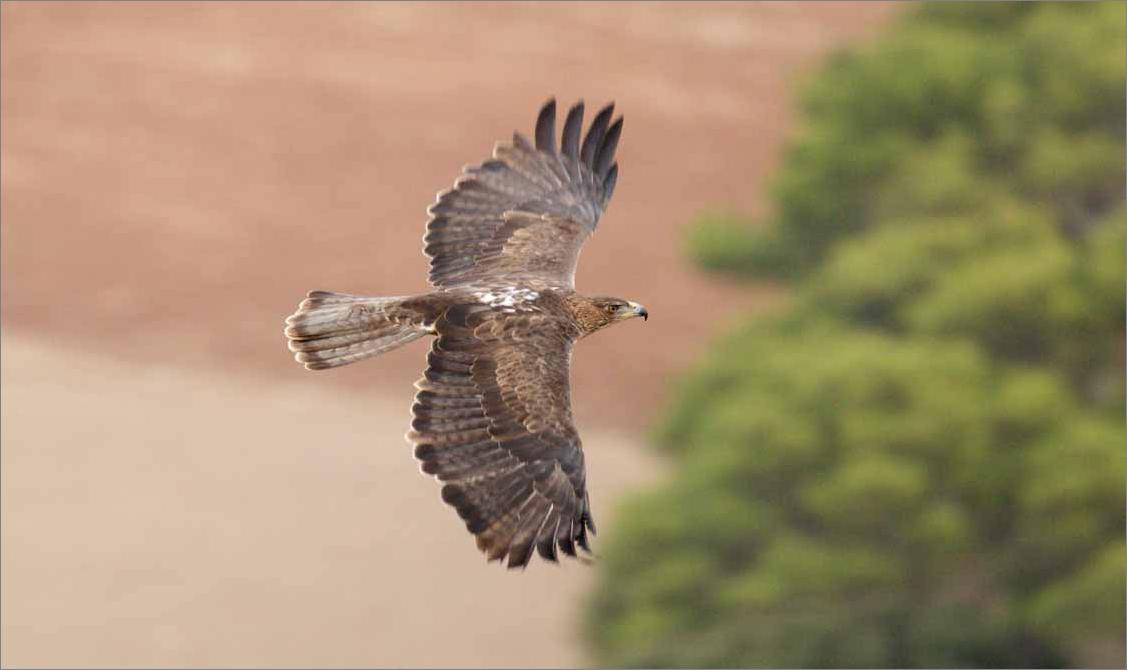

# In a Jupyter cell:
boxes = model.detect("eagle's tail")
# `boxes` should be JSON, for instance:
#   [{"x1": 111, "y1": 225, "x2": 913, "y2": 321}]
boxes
[{"x1": 284, "y1": 291, "x2": 429, "y2": 370}]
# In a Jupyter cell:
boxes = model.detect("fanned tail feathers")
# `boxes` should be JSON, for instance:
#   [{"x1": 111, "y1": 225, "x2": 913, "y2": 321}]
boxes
[{"x1": 285, "y1": 291, "x2": 428, "y2": 370}]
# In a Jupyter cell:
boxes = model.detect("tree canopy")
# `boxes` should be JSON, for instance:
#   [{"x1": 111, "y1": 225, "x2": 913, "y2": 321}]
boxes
[{"x1": 588, "y1": 3, "x2": 1125, "y2": 667}]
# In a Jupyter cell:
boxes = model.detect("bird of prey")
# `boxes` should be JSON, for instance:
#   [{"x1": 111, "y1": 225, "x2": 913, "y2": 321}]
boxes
[{"x1": 284, "y1": 98, "x2": 646, "y2": 569}]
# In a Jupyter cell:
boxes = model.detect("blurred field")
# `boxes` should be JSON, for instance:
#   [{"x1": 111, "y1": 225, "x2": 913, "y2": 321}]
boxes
[
  {"x1": 1, "y1": 2, "x2": 897, "y2": 667},
  {"x1": 1, "y1": 335, "x2": 663, "y2": 668},
  {"x1": 0, "y1": 1, "x2": 896, "y2": 429}
]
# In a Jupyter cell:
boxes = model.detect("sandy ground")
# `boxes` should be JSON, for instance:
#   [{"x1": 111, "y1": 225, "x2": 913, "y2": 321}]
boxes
[
  {"x1": 1, "y1": 335, "x2": 664, "y2": 668},
  {"x1": 0, "y1": 3, "x2": 899, "y2": 667}
]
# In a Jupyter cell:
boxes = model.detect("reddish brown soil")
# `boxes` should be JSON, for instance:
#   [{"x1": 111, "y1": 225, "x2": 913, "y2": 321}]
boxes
[{"x1": 1, "y1": 1, "x2": 898, "y2": 431}]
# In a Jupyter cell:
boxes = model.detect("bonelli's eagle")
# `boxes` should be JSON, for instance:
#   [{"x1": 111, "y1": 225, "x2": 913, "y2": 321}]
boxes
[{"x1": 284, "y1": 99, "x2": 646, "y2": 569}]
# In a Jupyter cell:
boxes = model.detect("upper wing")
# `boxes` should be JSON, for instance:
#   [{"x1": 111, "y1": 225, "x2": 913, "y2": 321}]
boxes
[
  {"x1": 424, "y1": 99, "x2": 623, "y2": 290},
  {"x1": 408, "y1": 303, "x2": 595, "y2": 568}
]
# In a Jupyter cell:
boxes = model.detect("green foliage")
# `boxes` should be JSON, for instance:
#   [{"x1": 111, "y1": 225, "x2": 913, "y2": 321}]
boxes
[
  {"x1": 588, "y1": 3, "x2": 1125, "y2": 668},
  {"x1": 695, "y1": 1, "x2": 1125, "y2": 280},
  {"x1": 687, "y1": 210, "x2": 771, "y2": 276}
]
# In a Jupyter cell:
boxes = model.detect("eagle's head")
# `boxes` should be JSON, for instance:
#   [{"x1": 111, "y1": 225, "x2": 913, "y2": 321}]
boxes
[{"x1": 573, "y1": 296, "x2": 648, "y2": 335}]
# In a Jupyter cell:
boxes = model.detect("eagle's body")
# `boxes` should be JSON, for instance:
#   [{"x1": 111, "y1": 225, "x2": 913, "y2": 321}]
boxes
[{"x1": 284, "y1": 99, "x2": 645, "y2": 569}]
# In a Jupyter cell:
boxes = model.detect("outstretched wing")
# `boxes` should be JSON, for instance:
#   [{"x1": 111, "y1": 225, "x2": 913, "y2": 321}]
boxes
[
  {"x1": 408, "y1": 303, "x2": 595, "y2": 568},
  {"x1": 424, "y1": 99, "x2": 623, "y2": 289}
]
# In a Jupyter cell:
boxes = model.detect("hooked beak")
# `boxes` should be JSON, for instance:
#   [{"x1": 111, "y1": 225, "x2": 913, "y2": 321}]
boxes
[{"x1": 629, "y1": 301, "x2": 648, "y2": 321}]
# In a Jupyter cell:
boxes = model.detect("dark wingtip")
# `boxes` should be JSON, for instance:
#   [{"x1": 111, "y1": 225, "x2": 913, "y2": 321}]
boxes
[
  {"x1": 506, "y1": 543, "x2": 535, "y2": 570},
  {"x1": 440, "y1": 483, "x2": 465, "y2": 507},
  {"x1": 581, "y1": 103, "x2": 615, "y2": 168},
  {"x1": 595, "y1": 116, "x2": 623, "y2": 178},
  {"x1": 602, "y1": 163, "x2": 618, "y2": 204},
  {"x1": 536, "y1": 536, "x2": 559, "y2": 562},
  {"x1": 535, "y1": 98, "x2": 557, "y2": 153},
  {"x1": 558, "y1": 535, "x2": 577, "y2": 557},
  {"x1": 576, "y1": 524, "x2": 593, "y2": 554},
  {"x1": 561, "y1": 101, "x2": 585, "y2": 160}
]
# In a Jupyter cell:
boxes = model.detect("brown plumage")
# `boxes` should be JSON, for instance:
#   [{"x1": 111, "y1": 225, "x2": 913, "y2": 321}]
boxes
[{"x1": 284, "y1": 99, "x2": 647, "y2": 569}]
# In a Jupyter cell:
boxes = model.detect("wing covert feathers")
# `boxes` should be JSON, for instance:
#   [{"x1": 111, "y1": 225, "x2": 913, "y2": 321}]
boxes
[
  {"x1": 424, "y1": 97, "x2": 624, "y2": 289},
  {"x1": 409, "y1": 306, "x2": 595, "y2": 569}
]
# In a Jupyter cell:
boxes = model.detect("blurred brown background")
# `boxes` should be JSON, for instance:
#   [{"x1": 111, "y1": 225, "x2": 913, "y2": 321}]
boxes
[{"x1": 1, "y1": 3, "x2": 896, "y2": 667}]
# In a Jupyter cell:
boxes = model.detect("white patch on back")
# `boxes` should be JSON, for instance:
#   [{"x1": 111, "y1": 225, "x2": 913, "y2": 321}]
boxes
[{"x1": 474, "y1": 287, "x2": 541, "y2": 312}]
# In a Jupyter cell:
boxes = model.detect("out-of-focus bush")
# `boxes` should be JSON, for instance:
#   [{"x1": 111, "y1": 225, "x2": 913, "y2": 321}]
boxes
[{"x1": 588, "y1": 3, "x2": 1125, "y2": 668}]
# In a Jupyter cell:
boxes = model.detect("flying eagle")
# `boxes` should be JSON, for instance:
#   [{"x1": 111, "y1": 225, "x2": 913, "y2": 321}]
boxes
[{"x1": 284, "y1": 99, "x2": 646, "y2": 569}]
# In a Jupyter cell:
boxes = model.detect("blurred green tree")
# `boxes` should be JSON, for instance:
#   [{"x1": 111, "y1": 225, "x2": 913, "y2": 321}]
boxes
[{"x1": 588, "y1": 3, "x2": 1125, "y2": 668}]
